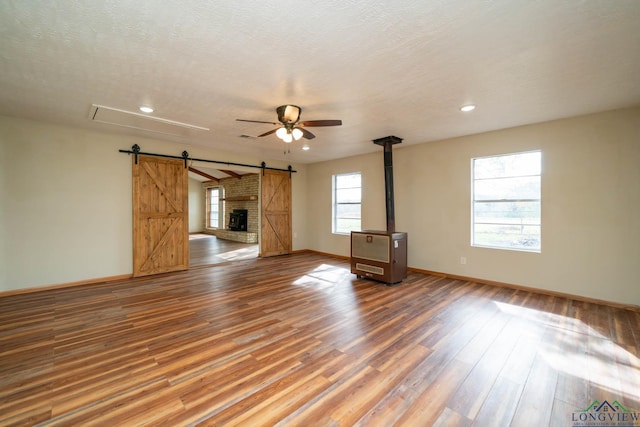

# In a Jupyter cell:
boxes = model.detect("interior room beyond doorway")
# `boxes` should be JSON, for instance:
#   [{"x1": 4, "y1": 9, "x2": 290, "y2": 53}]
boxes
[
  {"x1": 188, "y1": 167, "x2": 260, "y2": 267},
  {"x1": 189, "y1": 233, "x2": 258, "y2": 267}
]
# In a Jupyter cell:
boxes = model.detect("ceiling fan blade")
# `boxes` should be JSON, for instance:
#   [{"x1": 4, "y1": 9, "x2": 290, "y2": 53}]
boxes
[
  {"x1": 299, "y1": 127, "x2": 316, "y2": 139},
  {"x1": 257, "y1": 128, "x2": 279, "y2": 137},
  {"x1": 298, "y1": 119, "x2": 342, "y2": 127},
  {"x1": 236, "y1": 119, "x2": 279, "y2": 125}
]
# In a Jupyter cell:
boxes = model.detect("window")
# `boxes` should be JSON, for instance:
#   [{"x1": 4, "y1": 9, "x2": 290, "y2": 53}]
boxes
[
  {"x1": 472, "y1": 150, "x2": 541, "y2": 252},
  {"x1": 333, "y1": 172, "x2": 361, "y2": 234},
  {"x1": 206, "y1": 187, "x2": 220, "y2": 229}
]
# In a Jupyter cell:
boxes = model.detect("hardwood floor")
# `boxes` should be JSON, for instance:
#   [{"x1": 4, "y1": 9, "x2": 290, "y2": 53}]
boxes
[
  {"x1": 1, "y1": 252, "x2": 639, "y2": 426},
  {"x1": 189, "y1": 234, "x2": 258, "y2": 267}
]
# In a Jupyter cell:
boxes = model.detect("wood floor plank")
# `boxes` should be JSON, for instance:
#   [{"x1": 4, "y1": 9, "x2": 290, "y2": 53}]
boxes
[
  {"x1": 0, "y1": 252, "x2": 638, "y2": 426},
  {"x1": 351, "y1": 344, "x2": 433, "y2": 426},
  {"x1": 509, "y1": 335, "x2": 559, "y2": 426},
  {"x1": 394, "y1": 359, "x2": 475, "y2": 425},
  {"x1": 549, "y1": 398, "x2": 577, "y2": 427},
  {"x1": 448, "y1": 312, "x2": 518, "y2": 420},
  {"x1": 432, "y1": 407, "x2": 473, "y2": 427},
  {"x1": 614, "y1": 343, "x2": 640, "y2": 409},
  {"x1": 472, "y1": 376, "x2": 523, "y2": 427},
  {"x1": 553, "y1": 330, "x2": 589, "y2": 408}
]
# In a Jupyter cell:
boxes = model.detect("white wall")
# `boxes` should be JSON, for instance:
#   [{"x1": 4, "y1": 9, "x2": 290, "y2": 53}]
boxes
[
  {"x1": 305, "y1": 150, "x2": 387, "y2": 256},
  {"x1": 0, "y1": 119, "x2": 132, "y2": 291},
  {"x1": 307, "y1": 108, "x2": 640, "y2": 306},
  {"x1": 0, "y1": 116, "x2": 307, "y2": 292},
  {"x1": 188, "y1": 178, "x2": 204, "y2": 233}
]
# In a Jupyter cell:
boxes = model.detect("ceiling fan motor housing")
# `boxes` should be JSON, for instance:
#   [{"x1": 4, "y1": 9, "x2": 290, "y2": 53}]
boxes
[{"x1": 277, "y1": 105, "x2": 301, "y2": 124}]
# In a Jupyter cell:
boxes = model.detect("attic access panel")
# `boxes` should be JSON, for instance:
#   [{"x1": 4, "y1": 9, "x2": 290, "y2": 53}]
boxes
[{"x1": 90, "y1": 104, "x2": 209, "y2": 137}]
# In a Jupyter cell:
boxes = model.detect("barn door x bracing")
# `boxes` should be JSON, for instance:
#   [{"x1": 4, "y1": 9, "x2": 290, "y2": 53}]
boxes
[
  {"x1": 132, "y1": 156, "x2": 189, "y2": 277},
  {"x1": 260, "y1": 170, "x2": 292, "y2": 257}
]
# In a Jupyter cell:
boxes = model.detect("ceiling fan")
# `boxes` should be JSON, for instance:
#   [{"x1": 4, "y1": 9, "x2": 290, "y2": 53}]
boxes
[{"x1": 236, "y1": 105, "x2": 342, "y2": 142}]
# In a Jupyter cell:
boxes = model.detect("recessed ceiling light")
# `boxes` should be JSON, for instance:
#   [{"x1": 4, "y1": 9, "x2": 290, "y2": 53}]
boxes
[
  {"x1": 302, "y1": 145, "x2": 310, "y2": 151},
  {"x1": 460, "y1": 105, "x2": 476, "y2": 112},
  {"x1": 139, "y1": 106, "x2": 154, "y2": 113}
]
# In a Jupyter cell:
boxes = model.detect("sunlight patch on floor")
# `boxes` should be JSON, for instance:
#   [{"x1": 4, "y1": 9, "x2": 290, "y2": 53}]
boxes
[
  {"x1": 216, "y1": 247, "x2": 259, "y2": 261},
  {"x1": 494, "y1": 301, "x2": 640, "y2": 401},
  {"x1": 189, "y1": 234, "x2": 211, "y2": 240},
  {"x1": 293, "y1": 264, "x2": 353, "y2": 289}
]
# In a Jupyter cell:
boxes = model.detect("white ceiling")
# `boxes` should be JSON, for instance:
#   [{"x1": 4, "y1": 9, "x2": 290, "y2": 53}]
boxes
[{"x1": 1, "y1": 1, "x2": 639, "y2": 164}]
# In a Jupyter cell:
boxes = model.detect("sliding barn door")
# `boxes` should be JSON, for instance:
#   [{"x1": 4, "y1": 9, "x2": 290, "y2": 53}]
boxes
[
  {"x1": 260, "y1": 170, "x2": 292, "y2": 257},
  {"x1": 132, "y1": 156, "x2": 189, "y2": 277}
]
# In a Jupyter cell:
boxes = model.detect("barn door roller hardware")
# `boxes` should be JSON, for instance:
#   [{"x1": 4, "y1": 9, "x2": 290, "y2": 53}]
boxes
[{"x1": 119, "y1": 145, "x2": 296, "y2": 173}]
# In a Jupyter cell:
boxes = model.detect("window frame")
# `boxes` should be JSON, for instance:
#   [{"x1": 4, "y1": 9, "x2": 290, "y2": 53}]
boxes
[
  {"x1": 205, "y1": 186, "x2": 222, "y2": 230},
  {"x1": 471, "y1": 150, "x2": 542, "y2": 253},
  {"x1": 332, "y1": 172, "x2": 362, "y2": 235}
]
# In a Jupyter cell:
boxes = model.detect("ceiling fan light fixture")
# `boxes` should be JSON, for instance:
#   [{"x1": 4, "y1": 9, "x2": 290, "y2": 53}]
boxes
[
  {"x1": 292, "y1": 128, "x2": 303, "y2": 140},
  {"x1": 276, "y1": 127, "x2": 288, "y2": 139},
  {"x1": 282, "y1": 133, "x2": 293, "y2": 143}
]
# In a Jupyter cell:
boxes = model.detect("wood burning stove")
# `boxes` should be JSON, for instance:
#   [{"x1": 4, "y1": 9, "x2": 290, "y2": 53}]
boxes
[
  {"x1": 351, "y1": 230, "x2": 407, "y2": 284},
  {"x1": 228, "y1": 209, "x2": 248, "y2": 231},
  {"x1": 351, "y1": 136, "x2": 408, "y2": 284}
]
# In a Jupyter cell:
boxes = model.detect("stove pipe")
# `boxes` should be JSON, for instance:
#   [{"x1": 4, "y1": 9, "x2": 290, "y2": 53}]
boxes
[{"x1": 372, "y1": 136, "x2": 403, "y2": 233}]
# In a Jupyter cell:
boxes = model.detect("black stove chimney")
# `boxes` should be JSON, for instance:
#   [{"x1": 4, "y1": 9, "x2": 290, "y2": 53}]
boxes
[{"x1": 372, "y1": 135, "x2": 403, "y2": 233}]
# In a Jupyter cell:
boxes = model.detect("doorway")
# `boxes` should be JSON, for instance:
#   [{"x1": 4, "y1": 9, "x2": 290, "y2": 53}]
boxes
[{"x1": 187, "y1": 168, "x2": 260, "y2": 267}]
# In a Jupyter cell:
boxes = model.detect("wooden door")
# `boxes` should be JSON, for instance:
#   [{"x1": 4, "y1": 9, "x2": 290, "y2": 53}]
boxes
[
  {"x1": 260, "y1": 170, "x2": 292, "y2": 257},
  {"x1": 132, "y1": 156, "x2": 189, "y2": 277}
]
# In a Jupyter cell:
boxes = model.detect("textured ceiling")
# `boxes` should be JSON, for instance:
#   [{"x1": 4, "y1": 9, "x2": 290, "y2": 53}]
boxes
[{"x1": 1, "y1": 0, "x2": 639, "y2": 164}]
